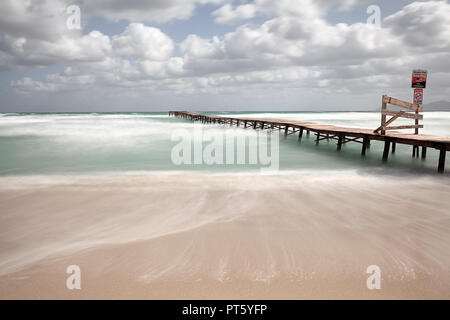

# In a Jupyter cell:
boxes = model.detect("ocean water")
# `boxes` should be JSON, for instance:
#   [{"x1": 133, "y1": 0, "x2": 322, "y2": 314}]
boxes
[
  {"x1": 0, "y1": 111, "x2": 449, "y2": 176},
  {"x1": 1, "y1": 112, "x2": 450, "y2": 293}
]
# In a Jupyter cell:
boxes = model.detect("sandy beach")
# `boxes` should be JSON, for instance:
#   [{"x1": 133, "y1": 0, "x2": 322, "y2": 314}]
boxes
[{"x1": 0, "y1": 172, "x2": 449, "y2": 299}]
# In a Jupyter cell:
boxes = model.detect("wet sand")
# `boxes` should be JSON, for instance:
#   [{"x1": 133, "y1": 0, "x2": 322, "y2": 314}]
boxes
[{"x1": 0, "y1": 172, "x2": 450, "y2": 299}]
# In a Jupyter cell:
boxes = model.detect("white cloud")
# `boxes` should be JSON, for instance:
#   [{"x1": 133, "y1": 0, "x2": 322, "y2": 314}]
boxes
[
  {"x1": 0, "y1": 0, "x2": 113, "y2": 70},
  {"x1": 213, "y1": 3, "x2": 257, "y2": 24},
  {"x1": 384, "y1": 0, "x2": 450, "y2": 50},
  {"x1": 112, "y1": 23, "x2": 174, "y2": 61},
  {"x1": 6, "y1": 0, "x2": 450, "y2": 108},
  {"x1": 83, "y1": 0, "x2": 225, "y2": 23},
  {"x1": 0, "y1": 0, "x2": 72, "y2": 42},
  {"x1": 212, "y1": 0, "x2": 373, "y2": 25},
  {"x1": 0, "y1": 30, "x2": 112, "y2": 69}
]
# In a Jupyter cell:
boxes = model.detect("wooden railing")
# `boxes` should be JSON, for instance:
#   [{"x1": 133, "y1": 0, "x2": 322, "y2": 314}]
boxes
[{"x1": 374, "y1": 95, "x2": 423, "y2": 135}]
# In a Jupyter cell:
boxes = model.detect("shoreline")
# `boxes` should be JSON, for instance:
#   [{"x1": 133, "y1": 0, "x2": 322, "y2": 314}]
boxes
[{"x1": 1, "y1": 173, "x2": 450, "y2": 299}]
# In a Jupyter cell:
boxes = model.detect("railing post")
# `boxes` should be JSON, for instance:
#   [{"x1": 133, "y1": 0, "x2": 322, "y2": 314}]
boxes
[{"x1": 381, "y1": 95, "x2": 387, "y2": 135}]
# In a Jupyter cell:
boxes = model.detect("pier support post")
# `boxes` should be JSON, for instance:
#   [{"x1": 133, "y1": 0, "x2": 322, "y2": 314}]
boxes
[
  {"x1": 383, "y1": 140, "x2": 391, "y2": 162},
  {"x1": 337, "y1": 134, "x2": 344, "y2": 151},
  {"x1": 362, "y1": 137, "x2": 369, "y2": 156},
  {"x1": 253, "y1": 122, "x2": 257, "y2": 130},
  {"x1": 284, "y1": 126, "x2": 289, "y2": 138},
  {"x1": 421, "y1": 147, "x2": 427, "y2": 159},
  {"x1": 298, "y1": 128, "x2": 304, "y2": 141},
  {"x1": 244, "y1": 120, "x2": 247, "y2": 128},
  {"x1": 392, "y1": 142, "x2": 396, "y2": 154},
  {"x1": 307, "y1": 130, "x2": 310, "y2": 137},
  {"x1": 316, "y1": 132, "x2": 321, "y2": 146},
  {"x1": 438, "y1": 146, "x2": 446, "y2": 173}
]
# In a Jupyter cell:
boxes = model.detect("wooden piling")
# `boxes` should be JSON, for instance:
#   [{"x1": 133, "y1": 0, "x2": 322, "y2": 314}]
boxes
[
  {"x1": 298, "y1": 128, "x2": 304, "y2": 141},
  {"x1": 383, "y1": 140, "x2": 391, "y2": 162},
  {"x1": 392, "y1": 142, "x2": 396, "y2": 154},
  {"x1": 362, "y1": 137, "x2": 368, "y2": 156},
  {"x1": 337, "y1": 135, "x2": 344, "y2": 151},
  {"x1": 438, "y1": 146, "x2": 446, "y2": 173},
  {"x1": 422, "y1": 147, "x2": 427, "y2": 160},
  {"x1": 413, "y1": 146, "x2": 420, "y2": 158}
]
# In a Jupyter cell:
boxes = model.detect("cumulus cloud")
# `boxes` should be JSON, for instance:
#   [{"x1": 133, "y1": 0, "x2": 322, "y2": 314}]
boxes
[
  {"x1": 112, "y1": 23, "x2": 174, "y2": 61},
  {"x1": 0, "y1": 0, "x2": 72, "y2": 42},
  {"x1": 0, "y1": 0, "x2": 113, "y2": 70},
  {"x1": 213, "y1": 3, "x2": 257, "y2": 24},
  {"x1": 384, "y1": 0, "x2": 450, "y2": 50},
  {"x1": 5, "y1": 0, "x2": 450, "y2": 107},
  {"x1": 83, "y1": 0, "x2": 225, "y2": 23},
  {"x1": 212, "y1": 0, "x2": 374, "y2": 24},
  {"x1": 0, "y1": 30, "x2": 112, "y2": 70}
]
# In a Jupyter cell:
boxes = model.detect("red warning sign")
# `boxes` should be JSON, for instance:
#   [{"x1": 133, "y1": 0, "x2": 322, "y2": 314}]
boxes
[
  {"x1": 414, "y1": 88, "x2": 423, "y2": 105},
  {"x1": 412, "y1": 70, "x2": 427, "y2": 88}
]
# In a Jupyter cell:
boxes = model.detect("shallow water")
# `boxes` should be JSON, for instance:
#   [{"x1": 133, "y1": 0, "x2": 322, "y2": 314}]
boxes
[{"x1": 0, "y1": 111, "x2": 449, "y2": 175}]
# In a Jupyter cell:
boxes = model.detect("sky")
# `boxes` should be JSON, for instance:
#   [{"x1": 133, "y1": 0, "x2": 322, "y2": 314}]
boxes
[{"x1": 0, "y1": 0, "x2": 449, "y2": 112}]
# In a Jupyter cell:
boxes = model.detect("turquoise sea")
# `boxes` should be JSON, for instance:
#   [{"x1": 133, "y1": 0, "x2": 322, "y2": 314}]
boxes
[{"x1": 0, "y1": 111, "x2": 449, "y2": 176}]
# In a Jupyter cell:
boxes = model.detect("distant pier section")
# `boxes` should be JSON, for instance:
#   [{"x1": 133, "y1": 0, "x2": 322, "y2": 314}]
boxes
[{"x1": 169, "y1": 96, "x2": 450, "y2": 173}]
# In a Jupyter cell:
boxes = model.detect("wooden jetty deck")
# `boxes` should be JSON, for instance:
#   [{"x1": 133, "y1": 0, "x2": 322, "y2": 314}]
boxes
[{"x1": 169, "y1": 111, "x2": 450, "y2": 173}]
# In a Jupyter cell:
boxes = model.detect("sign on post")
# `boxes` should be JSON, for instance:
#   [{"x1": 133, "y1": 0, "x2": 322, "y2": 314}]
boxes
[
  {"x1": 414, "y1": 88, "x2": 423, "y2": 105},
  {"x1": 411, "y1": 69, "x2": 427, "y2": 136},
  {"x1": 412, "y1": 70, "x2": 427, "y2": 89}
]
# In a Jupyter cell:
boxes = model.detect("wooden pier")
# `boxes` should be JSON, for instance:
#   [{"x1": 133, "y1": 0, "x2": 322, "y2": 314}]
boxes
[{"x1": 169, "y1": 109, "x2": 450, "y2": 173}]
